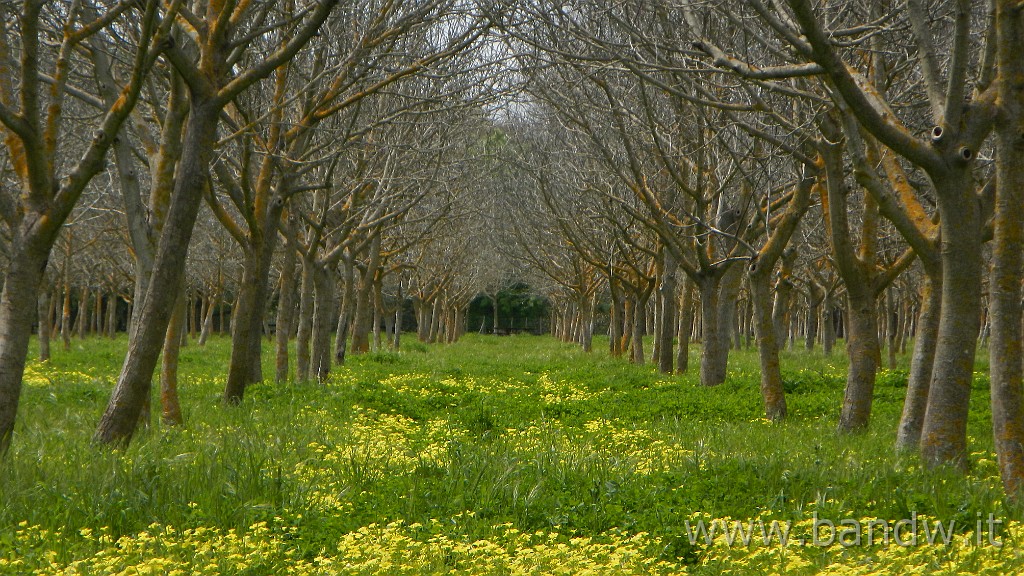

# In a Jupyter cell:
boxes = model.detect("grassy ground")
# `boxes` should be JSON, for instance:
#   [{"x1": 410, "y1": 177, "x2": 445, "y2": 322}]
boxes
[{"x1": 0, "y1": 333, "x2": 1020, "y2": 574}]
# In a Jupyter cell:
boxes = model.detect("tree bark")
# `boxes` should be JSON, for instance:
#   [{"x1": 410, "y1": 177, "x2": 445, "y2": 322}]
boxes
[
  {"x1": 609, "y1": 282, "x2": 624, "y2": 356},
  {"x1": 92, "y1": 289, "x2": 102, "y2": 336},
  {"x1": 989, "y1": 4, "x2": 1024, "y2": 496},
  {"x1": 773, "y1": 250, "x2": 799, "y2": 342},
  {"x1": 885, "y1": 289, "x2": 899, "y2": 369},
  {"x1": 372, "y1": 285, "x2": 383, "y2": 349}
]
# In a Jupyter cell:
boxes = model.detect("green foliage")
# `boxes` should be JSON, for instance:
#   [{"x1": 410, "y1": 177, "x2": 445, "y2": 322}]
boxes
[
  {"x1": 468, "y1": 282, "x2": 550, "y2": 334},
  {"x1": 0, "y1": 334, "x2": 1018, "y2": 573}
]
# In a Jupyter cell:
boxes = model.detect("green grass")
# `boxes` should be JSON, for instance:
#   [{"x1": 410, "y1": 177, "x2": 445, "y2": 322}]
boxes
[{"x1": 0, "y1": 333, "x2": 1017, "y2": 574}]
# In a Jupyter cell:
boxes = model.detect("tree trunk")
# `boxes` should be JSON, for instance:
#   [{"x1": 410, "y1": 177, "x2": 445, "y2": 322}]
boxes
[
  {"x1": 393, "y1": 299, "x2": 403, "y2": 350},
  {"x1": 630, "y1": 293, "x2": 645, "y2": 363},
  {"x1": 577, "y1": 294, "x2": 593, "y2": 352},
  {"x1": 0, "y1": 243, "x2": 50, "y2": 452},
  {"x1": 295, "y1": 256, "x2": 315, "y2": 382},
  {"x1": 188, "y1": 295, "x2": 199, "y2": 341},
  {"x1": 609, "y1": 283, "x2": 624, "y2": 356},
  {"x1": 838, "y1": 293, "x2": 880, "y2": 432},
  {"x1": 651, "y1": 287, "x2": 661, "y2": 361},
  {"x1": 897, "y1": 273, "x2": 940, "y2": 451},
  {"x1": 37, "y1": 289, "x2": 51, "y2": 362},
  {"x1": 74, "y1": 286, "x2": 88, "y2": 340},
  {"x1": 676, "y1": 277, "x2": 694, "y2": 373},
  {"x1": 92, "y1": 289, "x2": 102, "y2": 336},
  {"x1": 920, "y1": 172, "x2": 984, "y2": 470},
  {"x1": 60, "y1": 283, "x2": 72, "y2": 351},
  {"x1": 697, "y1": 272, "x2": 728, "y2": 387},
  {"x1": 333, "y1": 256, "x2": 355, "y2": 364},
  {"x1": 709, "y1": 264, "x2": 743, "y2": 378},
  {"x1": 198, "y1": 292, "x2": 218, "y2": 346},
  {"x1": 107, "y1": 293, "x2": 118, "y2": 338},
  {"x1": 732, "y1": 297, "x2": 742, "y2": 351},
  {"x1": 384, "y1": 306, "x2": 396, "y2": 349},
  {"x1": 373, "y1": 285, "x2": 383, "y2": 349},
  {"x1": 224, "y1": 229, "x2": 280, "y2": 402},
  {"x1": 749, "y1": 269, "x2": 787, "y2": 421},
  {"x1": 885, "y1": 289, "x2": 899, "y2": 369},
  {"x1": 989, "y1": 11, "x2": 1024, "y2": 495},
  {"x1": 309, "y1": 265, "x2": 335, "y2": 383},
  {"x1": 160, "y1": 293, "x2": 185, "y2": 426},
  {"x1": 95, "y1": 102, "x2": 221, "y2": 446},
  {"x1": 822, "y1": 294, "x2": 836, "y2": 356},
  {"x1": 772, "y1": 280, "x2": 794, "y2": 343},
  {"x1": 349, "y1": 286, "x2": 366, "y2": 351},
  {"x1": 429, "y1": 296, "x2": 443, "y2": 343},
  {"x1": 805, "y1": 285, "x2": 824, "y2": 352},
  {"x1": 352, "y1": 236, "x2": 382, "y2": 353},
  {"x1": 657, "y1": 254, "x2": 678, "y2": 374},
  {"x1": 226, "y1": 189, "x2": 286, "y2": 398},
  {"x1": 454, "y1": 305, "x2": 465, "y2": 343},
  {"x1": 275, "y1": 249, "x2": 298, "y2": 384},
  {"x1": 491, "y1": 294, "x2": 499, "y2": 335},
  {"x1": 618, "y1": 297, "x2": 632, "y2": 353},
  {"x1": 180, "y1": 297, "x2": 191, "y2": 348}
]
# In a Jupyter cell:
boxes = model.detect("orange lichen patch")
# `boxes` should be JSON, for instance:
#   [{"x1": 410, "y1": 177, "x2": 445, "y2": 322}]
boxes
[
  {"x1": 858, "y1": 193, "x2": 879, "y2": 264},
  {"x1": 230, "y1": 0, "x2": 255, "y2": 26},
  {"x1": 815, "y1": 176, "x2": 830, "y2": 237},
  {"x1": 879, "y1": 149, "x2": 936, "y2": 237},
  {"x1": 4, "y1": 135, "x2": 30, "y2": 182}
]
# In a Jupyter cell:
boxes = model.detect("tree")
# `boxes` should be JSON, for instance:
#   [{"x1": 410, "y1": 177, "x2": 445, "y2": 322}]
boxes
[
  {"x1": 96, "y1": 0, "x2": 340, "y2": 445},
  {"x1": 0, "y1": 0, "x2": 168, "y2": 452}
]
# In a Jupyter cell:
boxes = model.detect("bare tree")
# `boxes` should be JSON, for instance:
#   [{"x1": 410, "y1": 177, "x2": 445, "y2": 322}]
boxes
[{"x1": 0, "y1": 0, "x2": 169, "y2": 452}]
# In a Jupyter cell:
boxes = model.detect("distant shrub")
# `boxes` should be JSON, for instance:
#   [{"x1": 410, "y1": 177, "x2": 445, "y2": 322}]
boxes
[{"x1": 403, "y1": 342, "x2": 428, "y2": 353}]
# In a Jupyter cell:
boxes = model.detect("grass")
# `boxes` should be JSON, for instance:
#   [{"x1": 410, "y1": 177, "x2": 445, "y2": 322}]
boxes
[{"x1": 0, "y1": 333, "x2": 1019, "y2": 574}]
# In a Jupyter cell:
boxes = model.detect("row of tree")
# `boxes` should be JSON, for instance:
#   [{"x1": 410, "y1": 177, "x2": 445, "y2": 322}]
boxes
[
  {"x1": 0, "y1": 0, "x2": 508, "y2": 450},
  {"x1": 2, "y1": 1, "x2": 1024, "y2": 500},
  {"x1": 482, "y1": 0, "x2": 1024, "y2": 498}
]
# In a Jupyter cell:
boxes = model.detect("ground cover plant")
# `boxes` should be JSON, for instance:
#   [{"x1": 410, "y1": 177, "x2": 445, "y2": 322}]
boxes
[{"x1": 0, "y1": 334, "x2": 1020, "y2": 574}]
